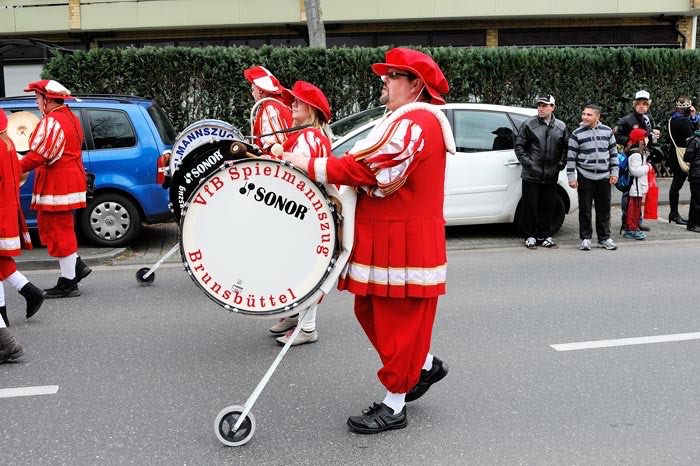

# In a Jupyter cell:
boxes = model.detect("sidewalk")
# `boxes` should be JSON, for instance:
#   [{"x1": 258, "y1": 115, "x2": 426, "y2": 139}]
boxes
[{"x1": 14, "y1": 178, "x2": 697, "y2": 269}]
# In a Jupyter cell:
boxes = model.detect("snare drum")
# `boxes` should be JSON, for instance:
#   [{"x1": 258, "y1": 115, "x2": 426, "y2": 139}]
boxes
[
  {"x1": 179, "y1": 158, "x2": 340, "y2": 318},
  {"x1": 169, "y1": 119, "x2": 244, "y2": 174},
  {"x1": 168, "y1": 140, "x2": 246, "y2": 221}
]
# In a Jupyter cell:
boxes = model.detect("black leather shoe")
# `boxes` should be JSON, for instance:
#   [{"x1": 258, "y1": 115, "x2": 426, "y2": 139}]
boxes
[
  {"x1": 638, "y1": 223, "x2": 650, "y2": 232},
  {"x1": 75, "y1": 256, "x2": 92, "y2": 283},
  {"x1": 347, "y1": 403, "x2": 407, "y2": 434},
  {"x1": 45, "y1": 277, "x2": 80, "y2": 299},
  {"x1": 405, "y1": 356, "x2": 449, "y2": 402},
  {"x1": 19, "y1": 282, "x2": 46, "y2": 319},
  {"x1": 669, "y1": 213, "x2": 688, "y2": 225},
  {"x1": 688, "y1": 225, "x2": 700, "y2": 233}
]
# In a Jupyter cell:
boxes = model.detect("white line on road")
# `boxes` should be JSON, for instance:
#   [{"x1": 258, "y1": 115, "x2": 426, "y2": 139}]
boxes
[
  {"x1": 0, "y1": 385, "x2": 59, "y2": 399},
  {"x1": 550, "y1": 332, "x2": 700, "y2": 352}
]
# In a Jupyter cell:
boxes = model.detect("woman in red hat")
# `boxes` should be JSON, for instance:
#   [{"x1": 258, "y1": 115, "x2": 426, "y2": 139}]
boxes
[
  {"x1": 268, "y1": 80, "x2": 333, "y2": 346},
  {"x1": 20, "y1": 79, "x2": 92, "y2": 298},
  {"x1": 244, "y1": 66, "x2": 293, "y2": 154},
  {"x1": 0, "y1": 110, "x2": 47, "y2": 362}
]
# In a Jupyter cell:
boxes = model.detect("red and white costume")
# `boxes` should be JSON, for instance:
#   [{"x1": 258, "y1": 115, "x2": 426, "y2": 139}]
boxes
[
  {"x1": 0, "y1": 125, "x2": 32, "y2": 279},
  {"x1": 307, "y1": 102, "x2": 456, "y2": 392},
  {"x1": 20, "y1": 104, "x2": 86, "y2": 257},
  {"x1": 252, "y1": 99, "x2": 293, "y2": 151},
  {"x1": 282, "y1": 127, "x2": 331, "y2": 160}
]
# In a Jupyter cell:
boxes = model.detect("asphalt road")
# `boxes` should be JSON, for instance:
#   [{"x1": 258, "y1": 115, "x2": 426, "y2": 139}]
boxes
[{"x1": 2, "y1": 241, "x2": 699, "y2": 465}]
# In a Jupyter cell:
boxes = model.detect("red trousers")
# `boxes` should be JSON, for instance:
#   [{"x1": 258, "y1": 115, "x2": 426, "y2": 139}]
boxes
[
  {"x1": 354, "y1": 295, "x2": 438, "y2": 394},
  {"x1": 37, "y1": 210, "x2": 78, "y2": 257},
  {"x1": 0, "y1": 256, "x2": 17, "y2": 280},
  {"x1": 625, "y1": 196, "x2": 643, "y2": 231}
]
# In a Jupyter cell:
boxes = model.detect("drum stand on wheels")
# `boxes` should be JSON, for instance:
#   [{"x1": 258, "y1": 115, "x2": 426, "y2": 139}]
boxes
[
  {"x1": 135, "y1": 243, "x2": 180, "y2": 285},
  {"x1": 214, "y1": 306, "x2": 314, "y2": 447}
]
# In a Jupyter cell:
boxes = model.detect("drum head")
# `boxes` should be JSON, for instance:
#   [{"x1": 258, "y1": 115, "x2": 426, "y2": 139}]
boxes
[
  {"x1": 169, "y1": 140, "x2": 244, "y2": 221},
  {"x1": 180, "y1": 159, "x2": 339, "y2": 317}
]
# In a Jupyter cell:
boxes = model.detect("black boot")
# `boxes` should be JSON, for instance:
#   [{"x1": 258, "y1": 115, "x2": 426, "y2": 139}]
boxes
[
  {"x1": 688, "y1": 225, "x2": 700, "y2": 233},
  {"x1": 44, "y1": 277, "x2": 80, "y2": 299},
  {"x1": 0, "y1": 306, "x2": 9, "y2": 327},
  {"x1": 75, "y1": 256, "x2": 92, "y2": 283},
  {"x1": 19, "y1": 282, "x2": 47, "y2": 319},
  {"x1": 669, "y1": 212, "x2": 688, "y2": 225},
  {"x1": 0, "y1": 328, "x2": 25, "y2": 363}
]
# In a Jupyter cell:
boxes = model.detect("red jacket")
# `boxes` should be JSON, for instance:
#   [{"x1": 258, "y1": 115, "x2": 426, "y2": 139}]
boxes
[
  {"x1": 308, "y1": 103, "x2": 455, "y2": 298},
  {"x1": 20, "y1": 105, "x2": 87, "y2": 211},
  {"x1": 0, "y1": 137, "x2": 32, "y2": 256},
  {"x1": 252, "y1": 98, "x2": 293, "y2": 152},
  {"x1": 282, "y1": 127, "x2": 330, "y2": 160}
]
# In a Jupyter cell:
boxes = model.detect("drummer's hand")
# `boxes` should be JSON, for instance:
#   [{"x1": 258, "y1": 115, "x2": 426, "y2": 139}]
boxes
[{"x1": 282, "y1": 152, "x2": 309, "y2": 172}]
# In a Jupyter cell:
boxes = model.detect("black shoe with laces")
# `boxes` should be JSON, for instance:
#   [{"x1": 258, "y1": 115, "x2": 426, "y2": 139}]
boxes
[
  {"x1": 405, "y1": 356, "x2": 449, "y2": 402},
  {"x1": 75, "y1": 256, "x2": 92, "y2": 283},
  {"x1": 45, "y1": 277, "x2": 80, "y2": 299},
  {"x1": 347, "y1": 403, "x2": 407, "y2": 434},
  {"x1": 19, "y1": 282, "x2": 46, "y2": 319}
]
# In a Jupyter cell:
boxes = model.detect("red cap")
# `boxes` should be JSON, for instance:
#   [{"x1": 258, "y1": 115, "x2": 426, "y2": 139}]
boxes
[
  {"x1": 24, "y1": 79, "x2": 73, "y2": 100},
  {"x1": 628, "y1": 128, "x2": 647, "y2": 145},
  {"x1": 282, "y1": 81, "x2": 332, "y2": 122},
  {"x1": 371, "y1": 48, "x2": 449, "y2": 105},
  {"x1": 243, "y1": 66, "x2": 284, "y2": 95},
  {"x1": 0, "y1": 110, "x2": 7, "y2": 133}
]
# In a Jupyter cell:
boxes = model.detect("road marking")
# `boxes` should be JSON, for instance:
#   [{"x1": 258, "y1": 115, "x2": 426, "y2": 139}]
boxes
[
  {"x1": 550, "y1": 332, "x2": 700, "y2": 352},
  {"x1": 0, "y1": 385, "x2": 59, "y2": 399}
]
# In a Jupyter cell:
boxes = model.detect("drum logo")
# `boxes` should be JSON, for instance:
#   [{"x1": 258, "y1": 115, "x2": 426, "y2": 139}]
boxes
[
  {"x1": 174, "y1": 127, "x2": 237, "y2": 158},
  {"x1": 239, "y1": 182, "x2": 309, "y2": 221}
]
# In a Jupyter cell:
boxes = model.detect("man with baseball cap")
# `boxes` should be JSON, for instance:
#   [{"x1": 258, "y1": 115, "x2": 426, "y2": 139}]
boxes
[
  {"x1": 284, "y1": 47, "x2": 455, "y2": 433},
  {"x1": 514, "y1": 94, "x2": 569, "y2": 249},
  {"x1": 613, "y1": 90, "x2": 660, "y2": 232},
  {"x1": 244, "y1": 65, "x2": 293, "y2": 153},
  {"x1": 20, "y1": 79, "x2": 92, "y2": 298}
]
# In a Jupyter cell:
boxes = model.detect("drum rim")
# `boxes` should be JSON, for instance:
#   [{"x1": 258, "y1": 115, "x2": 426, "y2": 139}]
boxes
[{"x1": 178, "y1": 158, "x2": 341, "y2": 318}]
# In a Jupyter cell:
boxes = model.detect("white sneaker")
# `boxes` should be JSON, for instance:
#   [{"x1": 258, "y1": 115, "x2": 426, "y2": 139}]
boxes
[
  {"x1": 580, "y1": 239, "x2": 592, "y2": 251},
  {"x1": 269, "y1": 315, "x2": 298, "y2": 334},
  {"x1": 525, "y1": 237, "x2": 537, "y2": 249},
  {"x1": 276, "y1": 328, "x2": 318, "y2": 346},
  {"x1": 597, "y1": 238, "x2": 618, "y2": 250}
]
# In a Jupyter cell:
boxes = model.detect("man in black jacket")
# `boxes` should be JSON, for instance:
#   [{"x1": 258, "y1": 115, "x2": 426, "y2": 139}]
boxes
[
  {"x1": 667, "y1": 96, "x2": 698, "y2": 225},
  {"x1": 514, "y1": 95, "x2": 568, "y2": 249},
  {"x1": 613, "y1": 90, "x2": 660, "y2": 232}
]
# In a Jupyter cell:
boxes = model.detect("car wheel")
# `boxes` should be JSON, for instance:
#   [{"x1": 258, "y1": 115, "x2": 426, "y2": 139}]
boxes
[
  {"x1": 514, "y1": 192, "x2": 566, "y2": 235},
  {"x1": 80, "y1": 193, "x2": 142, "y2": 247}
]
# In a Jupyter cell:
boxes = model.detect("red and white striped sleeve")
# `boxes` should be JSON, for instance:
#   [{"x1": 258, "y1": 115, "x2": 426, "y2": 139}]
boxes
[
  {"x1": 259, "y1": 103, "x2": 290, "y2": 149},
  {"x1": 292, "y1": 129, "x2": 330, "y2": 159},
  {"x1": 28, "y1": 116, "x2": 66, "y2": 165},
  {"x1": 310, "y1": 118, "x2": 424, "y2": 197}
]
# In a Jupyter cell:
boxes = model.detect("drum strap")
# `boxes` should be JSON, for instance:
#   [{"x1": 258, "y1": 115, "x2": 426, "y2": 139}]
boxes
[{"x1": 329, "y1": 195, "x2": 344, "y2": 252}]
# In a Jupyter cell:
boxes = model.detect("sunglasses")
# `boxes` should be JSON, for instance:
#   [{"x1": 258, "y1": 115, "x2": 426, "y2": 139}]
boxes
[{"x1": 383, "y1": 71, "x2": 414, "y2": 80}]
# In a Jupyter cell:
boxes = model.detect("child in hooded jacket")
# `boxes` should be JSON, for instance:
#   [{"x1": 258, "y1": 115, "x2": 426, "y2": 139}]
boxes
[{"x1": 623, "y1": 128, "x2": 651, "y2": 240}]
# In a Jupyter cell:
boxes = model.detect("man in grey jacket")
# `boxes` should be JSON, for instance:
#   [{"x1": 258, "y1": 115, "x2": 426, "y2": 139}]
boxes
[
  {"x1": 567, "y1": 104, "x2": 619, "y2": 251},
  {"x1": 514, "y1": 95, "x2": 568, "y2": 249}
]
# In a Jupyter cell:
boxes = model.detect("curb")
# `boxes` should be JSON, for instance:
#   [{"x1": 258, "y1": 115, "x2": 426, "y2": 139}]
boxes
[{"x1": 16, "y1": 248, "x2": 127, "y2": 271}]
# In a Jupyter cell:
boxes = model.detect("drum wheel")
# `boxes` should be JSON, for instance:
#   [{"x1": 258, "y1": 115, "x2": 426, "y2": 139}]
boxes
[
  {"x1": 214, "y1": 405, "x2": 256, "y2": 447},
  {"x1": 135, "y1": 267, "x2": 155, "y2": 285}
]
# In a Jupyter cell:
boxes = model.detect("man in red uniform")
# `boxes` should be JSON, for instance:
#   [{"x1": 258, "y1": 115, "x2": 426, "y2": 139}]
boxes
[
  {"x1": 285, "y1": 48, "x2": 455, "y2": 433},
  {"x1": 244, "y1": 66, "x2": 293, "y2": 154},
  {"x1": 20, "y1": 80, "x2": 92, "y2": 299}
]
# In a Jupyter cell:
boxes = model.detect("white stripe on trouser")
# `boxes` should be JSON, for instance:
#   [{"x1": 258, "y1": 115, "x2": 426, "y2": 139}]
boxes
[
  {"x1": 0, "y1": 237, "x2": 20, "y2": 251},
  {"x1": 32, "y1": 191, "x2": 86, "y2": 207},
  {"x1": 59, "y1": 253, "x2": 77, "y2": 279},
  {"x1": 301, "y1": 304, "x2": 317, "y2": 332},
  {"x1": 6, "y1": 271, "x2": 28, "y2": 291}
]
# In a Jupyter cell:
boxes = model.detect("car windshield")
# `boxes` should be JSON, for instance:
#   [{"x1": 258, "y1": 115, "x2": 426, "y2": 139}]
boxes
[
  {"x1": 147, "y1": 103, "x2": 177, "y2": 145},
  {"x1": 330, "y1": 106, "x2": 386, "y2": 139}
]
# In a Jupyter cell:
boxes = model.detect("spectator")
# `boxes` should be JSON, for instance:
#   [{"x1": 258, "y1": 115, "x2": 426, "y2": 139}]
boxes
[
  {"x1": 622, "y1": 128, "x2": 651, "y2": 240},
  {"x1": 667, "y1": 96, "x2": 698, "y2": 225},
  {"x1": 567, "y1": 104, "x2": 619, "y2": 251},
  {"x1": 681, "y1": 128, "x2": 700, "y2": 233},
  {"x1": 514, "y1": 95, "x2": 568, "y2": 249}
]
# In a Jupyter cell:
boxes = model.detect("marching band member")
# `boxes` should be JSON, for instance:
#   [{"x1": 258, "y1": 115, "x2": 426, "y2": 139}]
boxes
[
  {"x1": 269, "y1": 80, "x2": 333, "y2": 346},
  {"x1": 244, "y1": 66, "x2": 293, "y2": 153},
  {"x1": 20, "y1": 80, "x2": 92, "y2": 299},
  {"x1": 0, "y1": 110, "x2": 45, "y2": 352},
  {"x1": 284, "y1": 48, "x2": 454, "y2": 433}
]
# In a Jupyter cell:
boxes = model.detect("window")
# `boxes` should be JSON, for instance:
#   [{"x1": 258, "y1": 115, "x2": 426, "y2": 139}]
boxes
[
  {"x1": 88, "y1": 110, "x2": 136, "y2": 150},
  {"x1": 508, "y1": 112, "x2": 530, "y2": 130},
  {"x1": 147, "y1": 104, "x2": 176, "y2": 145},
  {"x1": 332, "y1": 127, "x2": 372, "y2": 156},
  {"x1": 453, "y1": 111, "x2": 515, "y2": 153}
]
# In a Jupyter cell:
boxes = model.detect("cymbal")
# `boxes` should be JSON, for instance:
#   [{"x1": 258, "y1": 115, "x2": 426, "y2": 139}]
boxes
[{"x1": 7, "y1": 111, "x2": 40, "y2": 152}]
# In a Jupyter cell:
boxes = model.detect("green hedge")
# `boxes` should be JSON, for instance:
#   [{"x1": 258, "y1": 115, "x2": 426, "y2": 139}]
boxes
[{"x1": 43, "y1": 46, "x2": 700, "y2": 141}]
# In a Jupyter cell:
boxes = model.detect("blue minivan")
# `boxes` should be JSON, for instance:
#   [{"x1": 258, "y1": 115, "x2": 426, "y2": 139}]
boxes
[{"x1": 0, "y1": 95, "x2": 176, "y2": 247}]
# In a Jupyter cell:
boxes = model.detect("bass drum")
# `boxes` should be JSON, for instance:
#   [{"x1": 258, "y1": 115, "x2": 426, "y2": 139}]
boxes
[
  {"x1": 169, "y1": 119, "x2": 244, "y2": 175},
  {"x1": 169, "y1": 140, "x2": 246, "y2": 221},
  {"x1": 179, "y1": 158, "x2": 341, "y2": 318}
]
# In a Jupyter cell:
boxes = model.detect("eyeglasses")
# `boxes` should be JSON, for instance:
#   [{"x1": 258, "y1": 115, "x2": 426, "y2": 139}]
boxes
[{"x1": 383, "y1": 71, "x2": 413, "y2": 80}]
